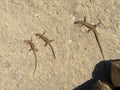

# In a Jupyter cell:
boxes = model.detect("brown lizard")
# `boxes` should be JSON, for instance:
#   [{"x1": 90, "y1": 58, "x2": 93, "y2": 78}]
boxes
[
  {"x1": 24, "y1": 38, "x2": 38, "y2": 74},
  {"x1": 35, "y1": 31, "x2": 56, "y2": 59},
  {"x1": 74, "y1": 17, "x2": 105, "y2": 60}
]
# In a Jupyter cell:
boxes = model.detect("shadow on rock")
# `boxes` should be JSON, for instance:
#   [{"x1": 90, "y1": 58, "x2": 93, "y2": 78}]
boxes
[{"x1": 73, "y1": 59, "x2": 120, "y2": 90}]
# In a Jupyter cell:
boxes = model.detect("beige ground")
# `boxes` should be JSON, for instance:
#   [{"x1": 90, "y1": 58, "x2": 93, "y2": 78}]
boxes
[{"x1": 0, "y1": 0, "x2": 120, "y2": 90}]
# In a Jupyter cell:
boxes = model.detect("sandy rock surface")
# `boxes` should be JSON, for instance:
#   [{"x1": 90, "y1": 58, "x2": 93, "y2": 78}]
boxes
[{"x1": 0, "y1": 0, "x2": 120, "y2": 90}]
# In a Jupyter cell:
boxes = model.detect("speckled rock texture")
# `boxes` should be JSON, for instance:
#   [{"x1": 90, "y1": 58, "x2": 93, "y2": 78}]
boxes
[
  {"x1": 91, "y1": 80, "x2": 113, "y2": 90},
  {"x1": 0, "y1": 0, "x2": 120, "y2": 90}
]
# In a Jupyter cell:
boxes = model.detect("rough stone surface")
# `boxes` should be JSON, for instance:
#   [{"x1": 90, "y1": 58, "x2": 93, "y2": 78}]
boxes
[
  {"x1": 0, "y1": 0, "x2": 120, "y2": 90},
  {"x1": 111, "y1": 61, "x2": 120, "y2": 87},
  {"x1": 91, "y1": 80, "x2": 113, "y2": 90}
]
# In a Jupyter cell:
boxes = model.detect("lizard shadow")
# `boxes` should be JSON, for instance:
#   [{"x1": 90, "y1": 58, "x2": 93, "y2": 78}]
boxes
[{"x1": 72, "y1": 59, "x2": 120, "y2": 90}]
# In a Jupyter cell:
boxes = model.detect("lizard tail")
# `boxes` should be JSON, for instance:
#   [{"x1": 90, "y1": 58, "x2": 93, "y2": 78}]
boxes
[
  {"x1": 33, "y1": 51, "x2": 37, "y2": 75},
  {"x1": 50, "y1": 45, "x2": 56, "y2": 59}
]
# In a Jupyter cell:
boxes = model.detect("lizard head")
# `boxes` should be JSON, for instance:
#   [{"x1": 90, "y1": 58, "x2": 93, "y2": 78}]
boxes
[
  {"x1": 74, "y1": 21, "x2": 84, "y2": 27},
  {"x1": 35, "y1": 33, "x2": 42, "y2": 38},
  {"x1": 74, "y1": 21, "x2": 83, "y2": 25},
  {"x1": 24, "y1": 40, "x2": 30, "y2": 44}
]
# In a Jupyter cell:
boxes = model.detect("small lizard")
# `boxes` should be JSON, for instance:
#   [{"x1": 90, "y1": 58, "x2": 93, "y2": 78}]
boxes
[
  {"x1": 24, "y1": 38, "x2": 38, "y2": 74},
  {"x1": 35, "y1": 31, "x2": 56, "y2": 59},
  {"x1": 74, "y1": 17, "x2": 105, "y2": 60}
]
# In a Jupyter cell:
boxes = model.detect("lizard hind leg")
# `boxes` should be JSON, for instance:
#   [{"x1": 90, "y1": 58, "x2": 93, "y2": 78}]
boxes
[
  {"x1": 42, "y1": 30, "x2": 46, "y2": 35},
  {"x1": 35, "y1": 48, "x2": 38, "y2": 51},
  {"x1": 44, "y1": 40, "x2": 53, "y2": 46},
  {"x1": 94, "y1": 22, "x2": 101, "y2": 28},
  {"x1": 79, "y1": 29, "x2": 91, "y2": 39},
  {"x1": 30, "y1": 37, "x2": 33, "y2": 42},
  {"x1": 25, "y1": 48, "x2": 32, "y2": 57},
  {"x1": 87, "y1": 29, "x2": 91, "y2": 33},
  {"x1": 83, "y1": 16, "x2": 86, "y2": 22},
  {"x1": 49, "y1": 40, "x2": 53, "y2": 42},
  {"x1": 44, "y1": 43, "x2": 48, "y2": 46},
  {"x1": 29, "y1": 48, "x2": 32, "y2": 51}
]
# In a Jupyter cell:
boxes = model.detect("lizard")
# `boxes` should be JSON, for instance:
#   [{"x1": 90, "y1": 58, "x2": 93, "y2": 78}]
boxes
[
  {"x1": 35, "y1": 31, "x2": 56, "y2": 59},
  {"x1": 74, "y1": 17, "x2": 105, "y2": 60},
  {"x1": 74, "y1": 17, "x2": 107, "y2": 80},
  {"x1": 24, "y1": 38, "x2": 38, "y2": 74}
]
